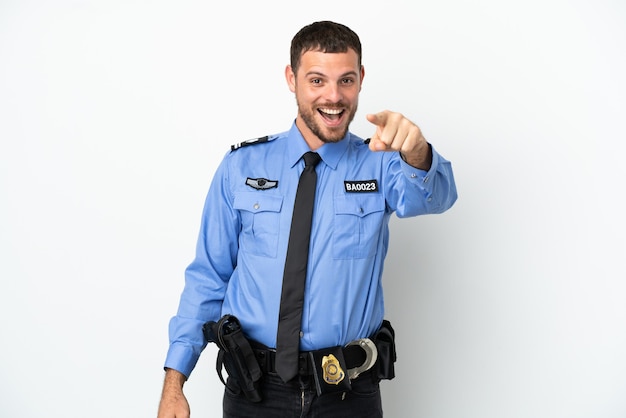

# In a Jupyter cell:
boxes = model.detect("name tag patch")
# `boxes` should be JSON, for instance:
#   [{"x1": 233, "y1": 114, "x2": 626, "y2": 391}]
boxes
[{"x1": 344, "y1": 180, "x2": 379, "y2": 193}]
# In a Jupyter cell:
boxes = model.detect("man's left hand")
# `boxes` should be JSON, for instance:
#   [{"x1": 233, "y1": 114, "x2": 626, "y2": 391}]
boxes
[{"x1": 366, "y1": 110, "x2": 432, "y2": 170}]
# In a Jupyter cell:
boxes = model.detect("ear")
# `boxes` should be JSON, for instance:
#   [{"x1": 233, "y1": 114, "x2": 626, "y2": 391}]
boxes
[
  {"x1": 285, "y1": 65, "x2": 296, "y2": 93},
  {"x1": 359, "y1": 65, "x2": 365, "y2": 92}
]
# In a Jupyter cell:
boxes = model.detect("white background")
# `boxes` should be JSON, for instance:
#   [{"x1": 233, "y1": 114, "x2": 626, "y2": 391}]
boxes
[{"x1": 1, "y1": 1, "x2": 625, "y2": 417}]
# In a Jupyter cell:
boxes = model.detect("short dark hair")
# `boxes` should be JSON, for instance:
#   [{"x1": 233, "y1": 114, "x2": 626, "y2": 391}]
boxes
[{"x1": 290, "y1": 21, "x2": 362, "y2": 74}]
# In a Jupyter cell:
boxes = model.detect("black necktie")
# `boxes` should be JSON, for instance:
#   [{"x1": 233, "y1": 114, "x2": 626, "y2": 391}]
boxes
[{"x1": 275, "y1": 151, "x2": 321, "y2": 382}]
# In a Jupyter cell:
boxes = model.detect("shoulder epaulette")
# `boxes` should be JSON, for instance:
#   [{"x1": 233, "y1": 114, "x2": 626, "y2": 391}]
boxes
[{"x1": 231, "y1": 135, "x2": 271, "y2": 152}]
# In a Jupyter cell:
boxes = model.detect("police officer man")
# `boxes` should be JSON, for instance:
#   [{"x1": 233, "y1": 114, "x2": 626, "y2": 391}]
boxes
[{"x1": 157, "y1": 20, "x2": 457, "y2": 418}]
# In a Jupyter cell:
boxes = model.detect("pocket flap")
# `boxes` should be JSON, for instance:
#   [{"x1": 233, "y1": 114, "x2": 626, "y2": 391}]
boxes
[
  {"x1": 334, "y1": 195, "x2": 385, "y2": 217},
  {"x1": 234, "y1": 192, "x2": 283, "y2": 213}
]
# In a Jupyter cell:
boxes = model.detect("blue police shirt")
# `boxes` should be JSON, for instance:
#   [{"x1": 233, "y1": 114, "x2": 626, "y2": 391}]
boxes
[{"x1": 165, "y1": 122, "x2": 457, "y2": 377}]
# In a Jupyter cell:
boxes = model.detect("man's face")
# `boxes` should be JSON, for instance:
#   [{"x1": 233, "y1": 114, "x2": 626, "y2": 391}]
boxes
[{"x1": 286, "y1": 49, "x2": 364, "y2": 149}]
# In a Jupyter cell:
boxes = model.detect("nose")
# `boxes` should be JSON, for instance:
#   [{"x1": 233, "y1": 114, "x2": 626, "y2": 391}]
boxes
[{"x1": 324, "y1": 83, "x2": 342, "y2": 103}]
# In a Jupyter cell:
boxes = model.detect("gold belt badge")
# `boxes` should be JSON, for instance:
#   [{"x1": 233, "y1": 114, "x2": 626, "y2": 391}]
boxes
[{"x1": 321, "y1": 354, "x2": 345, "y2": 385}]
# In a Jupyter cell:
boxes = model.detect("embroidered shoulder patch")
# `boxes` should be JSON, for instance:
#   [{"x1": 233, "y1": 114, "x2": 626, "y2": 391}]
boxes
[
  {"x1": 246, "y1": 178, "x2": 278, "y2": 190},
  {"x1": 344, "y1": 180, "x2": 379, "y2": 193}
]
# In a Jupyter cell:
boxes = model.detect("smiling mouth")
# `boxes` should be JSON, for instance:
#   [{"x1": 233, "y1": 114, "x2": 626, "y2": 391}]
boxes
[{"x1": 318, "y1": 107, "x2": 345, "y2": 123}]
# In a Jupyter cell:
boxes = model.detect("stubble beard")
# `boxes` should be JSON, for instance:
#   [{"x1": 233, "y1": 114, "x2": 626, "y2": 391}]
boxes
[{"x1": 297, "y1": 99, "x2": 358, "y2": 144}]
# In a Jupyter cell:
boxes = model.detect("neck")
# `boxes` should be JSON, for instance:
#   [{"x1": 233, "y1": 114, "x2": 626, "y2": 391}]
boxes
[{"x1": 295, "y1": 117, "x2": 325, "y2": 151}]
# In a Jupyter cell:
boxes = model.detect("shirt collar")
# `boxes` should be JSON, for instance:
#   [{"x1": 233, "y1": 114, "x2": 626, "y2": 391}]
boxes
[{"x1": 286, "y1": 121, "x2": 349, "y2": 170}]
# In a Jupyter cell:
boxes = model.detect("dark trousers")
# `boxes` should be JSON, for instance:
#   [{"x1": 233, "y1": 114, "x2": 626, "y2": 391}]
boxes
[{"x1": 223, "y1": 371, "x2": 383, "y2": 418}]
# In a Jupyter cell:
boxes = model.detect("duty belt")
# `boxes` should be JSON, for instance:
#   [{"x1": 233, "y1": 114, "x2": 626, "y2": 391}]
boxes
[{"x1": 252, "y1": 338, "x2": 378, "y2": 381}]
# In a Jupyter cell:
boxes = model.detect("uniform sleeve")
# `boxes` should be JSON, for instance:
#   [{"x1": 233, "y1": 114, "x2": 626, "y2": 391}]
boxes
[
  {"x1": 163, "y1": 155, "x2": 239, "y2": 377},
  {"x1": 385, "y1": 145, "x2": 457, "y2": 217}
]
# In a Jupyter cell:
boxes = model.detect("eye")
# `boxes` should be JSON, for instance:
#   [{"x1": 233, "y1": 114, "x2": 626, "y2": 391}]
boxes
[
  {"x1": 340, "y1": 78, "x2": 355, "y2": 85},
  {"x1": 310, "y1": 78, "x2": 323, "y2": 85}
]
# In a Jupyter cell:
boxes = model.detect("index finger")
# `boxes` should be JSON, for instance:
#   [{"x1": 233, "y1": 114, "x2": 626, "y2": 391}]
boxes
[{"x1": 366, "y1": 111, "x2": 390, "y2": 127}]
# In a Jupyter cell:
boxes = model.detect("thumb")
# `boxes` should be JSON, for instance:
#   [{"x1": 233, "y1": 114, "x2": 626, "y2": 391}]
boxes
[{"x1": 368, "y1": 135, "x2": 388, "y2": 152}]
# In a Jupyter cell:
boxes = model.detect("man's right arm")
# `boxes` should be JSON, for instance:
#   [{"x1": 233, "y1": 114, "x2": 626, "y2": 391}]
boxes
[
  {"x1": 160, "y1": 155, "x2": 239, "y2": 415},
  {"x1": 157, "y1": 368, "x2": 190, "y2": 418}
]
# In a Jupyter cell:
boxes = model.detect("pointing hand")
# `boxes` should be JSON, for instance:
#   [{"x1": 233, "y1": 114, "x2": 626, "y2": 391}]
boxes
[{"x1": 366, "y1": 110, "x2": 432, "y2": 170}]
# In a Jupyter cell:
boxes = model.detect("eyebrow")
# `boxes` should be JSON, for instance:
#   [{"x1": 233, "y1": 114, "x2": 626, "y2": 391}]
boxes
[{"x1": 304, "y1": 70, "x2": 359, "y2": 78}]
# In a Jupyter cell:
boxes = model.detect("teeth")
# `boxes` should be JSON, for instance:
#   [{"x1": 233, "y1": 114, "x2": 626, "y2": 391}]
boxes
[{"x1": 320, "y1": 108, "x2": 342, "y2": 115}]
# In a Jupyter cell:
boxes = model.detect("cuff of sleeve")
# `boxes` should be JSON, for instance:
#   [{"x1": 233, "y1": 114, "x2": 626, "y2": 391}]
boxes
[
  {"x1": 163, "y1": 343, "x2": 202, "y2": 379},
  {"x1": 400, "y1": 146, "x2": 441, "y2": 189}
]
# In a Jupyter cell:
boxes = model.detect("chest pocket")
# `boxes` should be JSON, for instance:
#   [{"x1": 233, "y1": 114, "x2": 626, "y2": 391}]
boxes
[
  {"x1": 234, "y1": 192, "x2": 283, "y2": 258},
  {"x1": 333, "y1": 194, "x2": 386, "y2": 259}
]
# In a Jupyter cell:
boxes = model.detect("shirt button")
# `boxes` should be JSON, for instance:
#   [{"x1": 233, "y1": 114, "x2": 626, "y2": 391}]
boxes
[
  {"x1": 253, "y1": 203, "x2": 260, "y2": 210},
  {"x1": 410, "y1": 173, "x2": 417, "y2": 178},
  {"x1": 299, "y1": 331, "x2": 304, "y2": 338}
]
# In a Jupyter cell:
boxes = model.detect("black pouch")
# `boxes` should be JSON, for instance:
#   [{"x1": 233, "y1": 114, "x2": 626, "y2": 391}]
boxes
[
  {"x1": 373, "y1": 320, "x2": 397, "y2": 381},
  {"x1": 309, "y1": 346, "x2": 352, "y2": 396},
  {"x1": 203, "y1": 315, "x2": 263, "y2": 402}
]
